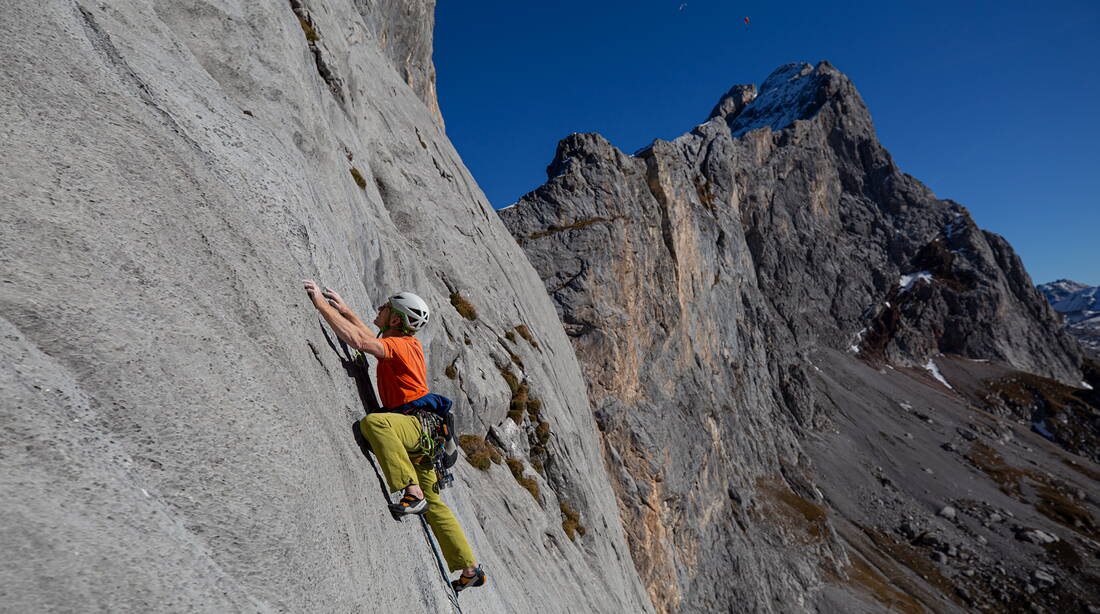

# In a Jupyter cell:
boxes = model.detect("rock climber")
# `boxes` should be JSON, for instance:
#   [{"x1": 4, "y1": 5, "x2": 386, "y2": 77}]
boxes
[{"x1": 303, "y1": 280, "x2": 487, "y2": 593}]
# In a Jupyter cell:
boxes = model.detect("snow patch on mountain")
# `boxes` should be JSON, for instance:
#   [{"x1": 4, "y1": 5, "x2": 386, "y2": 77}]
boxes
[
  {"x1": 728, "y1": 63, "x2": 821, "y2": 137},
  {"x1": 923, "y1": 358, "x2": 953, "y2": 389},
  {"x1": 900, "y1": 271, "x2": 933, "y2": 292}
]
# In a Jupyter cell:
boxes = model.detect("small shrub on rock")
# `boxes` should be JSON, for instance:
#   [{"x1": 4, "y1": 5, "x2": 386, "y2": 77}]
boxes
[
  {"x1": 560, "y1": 502, "x2": 586, "y2": 541},
  {"x1": 349, "y1": 167, "x2": 367, "y2": 189},
  {"x1": 536, "y1": 421, "x2": 551, "y2": 445},
  {"x1": 458, "y1": 434, "x2": 501, "y2": 470},
  {"x1": 450, "y1": 292, "x2": 477, "y2": 321},
  {"x1": 507, "y1": 457, "x2": 540, "y2": 502}
]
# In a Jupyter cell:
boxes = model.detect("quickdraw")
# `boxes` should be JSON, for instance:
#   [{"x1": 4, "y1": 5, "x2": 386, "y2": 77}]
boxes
[{"x1": 413, "y1": 409, "x2": 455, "y2": 490}]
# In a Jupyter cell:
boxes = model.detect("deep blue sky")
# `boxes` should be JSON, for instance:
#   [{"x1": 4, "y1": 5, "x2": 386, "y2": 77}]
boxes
[{"x1": 433, "y1": 0, "x2": 1099, "y2": 286}]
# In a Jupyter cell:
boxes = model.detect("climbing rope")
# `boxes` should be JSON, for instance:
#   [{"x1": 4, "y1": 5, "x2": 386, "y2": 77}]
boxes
[{"x1": 418, "y1": 515, "x2": 463, "y2": 614}]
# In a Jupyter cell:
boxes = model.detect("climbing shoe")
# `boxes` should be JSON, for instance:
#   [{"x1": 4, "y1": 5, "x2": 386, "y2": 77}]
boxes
[
  {"x1": 451, "y1": 566, "x2": 486, "y2": 593},
  {"x1": 388, "y1": 491, "x2": 427, "y2": 516}
]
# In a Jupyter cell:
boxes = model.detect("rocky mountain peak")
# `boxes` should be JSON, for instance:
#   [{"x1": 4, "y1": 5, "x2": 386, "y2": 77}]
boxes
[
  {"x1": 544, "y1": 132, "x2": 623, "y2": 180},
  {"x1": 712, "y1": 61, "x2": 867, "y2": 138}
]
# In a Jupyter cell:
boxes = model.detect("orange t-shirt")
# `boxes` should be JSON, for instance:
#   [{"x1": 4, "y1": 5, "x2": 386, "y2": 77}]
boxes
[{"x1": 376, "y1": 336, "x2": 429, "y2": 409}]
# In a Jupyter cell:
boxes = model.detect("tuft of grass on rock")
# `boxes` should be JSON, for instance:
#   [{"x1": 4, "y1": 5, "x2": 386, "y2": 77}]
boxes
[
  {"x1": 526, "y1": 397, "x2": 542, "y2": 419},
  {"x1": 506, "y1": 457, "x2": 540, "y2": 502},
  {"x1": 349, "y1": 167, "x2": 367, "y2": 190},
  {"x1": 505, "y1": 331, "x2": 516, "y2": 342},
  {"x1": 296, "y1": 15, "x2": 320, "y2": 42},
  {"x1": 536, "y1": 421, "x2": 551, "y2": 445},
  {"x1": 445, "y1": 363, "x2": 457, "y2": 380},
  {"x1": 506, "y1": 407, "x2": 523, "y2": 426},
  {"x1": 501, "y1": 368, "x2": 531, "y2": 424},
  {"x1": 560, "y1": 502, "x2": 586, "y2": 541},
  {"x1": 458, "y1": 434, "x2": 502, "y2": 470},
  {"x1": 515, "y1": 324, "x2": 538, "y2": 348},
  {"x1": 450, "y1": 292, "x2": 477, "y2": 321},
  {"x1": 500, "y1": 368, "x2": 521, "y2": 395}
]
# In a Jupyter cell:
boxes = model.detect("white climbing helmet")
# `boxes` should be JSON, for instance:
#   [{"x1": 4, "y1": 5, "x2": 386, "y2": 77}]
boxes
[{"x1": 387, "y1": 292, "x2": 430, "y2": 333}]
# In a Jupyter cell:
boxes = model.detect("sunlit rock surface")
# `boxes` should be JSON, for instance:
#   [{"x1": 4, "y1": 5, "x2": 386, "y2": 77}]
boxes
[{"x1": 0, "y1": 2, "x2": 651, "y2": 612}]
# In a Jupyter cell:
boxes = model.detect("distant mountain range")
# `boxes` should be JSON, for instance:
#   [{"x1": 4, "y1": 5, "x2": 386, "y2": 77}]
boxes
[{"x1": 1039, "y1": 279, "x2": 1100, "y2": 356}]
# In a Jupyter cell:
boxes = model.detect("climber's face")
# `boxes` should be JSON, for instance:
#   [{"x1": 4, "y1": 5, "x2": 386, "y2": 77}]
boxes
[{"x1": 373, "y1": 303, "x2": 391, "y2": 328}]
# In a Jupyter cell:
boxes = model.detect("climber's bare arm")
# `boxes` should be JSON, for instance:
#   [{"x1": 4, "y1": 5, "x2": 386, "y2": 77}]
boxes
[{"x1": 302, "y1": 280, "x2": 386, "y2": 358}]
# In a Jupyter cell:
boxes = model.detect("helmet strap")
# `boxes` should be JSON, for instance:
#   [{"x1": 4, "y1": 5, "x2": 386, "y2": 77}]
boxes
[{"x1": 381, "y1": 310, "x2": 415, "y2": 336}]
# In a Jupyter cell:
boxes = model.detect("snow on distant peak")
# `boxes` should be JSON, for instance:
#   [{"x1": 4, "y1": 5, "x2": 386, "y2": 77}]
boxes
[
  {"x1": 727, "y1": 63, "x2": 823, "y2": 138},
  {"x1": 1038, "y1": 279, "x2": 1090, "y2": 304},
  {"x1": 1039, "y1": 280, "x2": 1100, "y2": 323}
]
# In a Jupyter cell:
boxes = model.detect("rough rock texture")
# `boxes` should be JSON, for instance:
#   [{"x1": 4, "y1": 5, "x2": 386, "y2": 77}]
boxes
[
  {"x1": 1039, "y1": 280, "x2": 1100, "y2": 359},
  {"x1": 0, "y1": 2, "x2": 650, "y2": 613},
  {"x1": 501, "y1": 62, "x2": 1098, "y2": 613}
]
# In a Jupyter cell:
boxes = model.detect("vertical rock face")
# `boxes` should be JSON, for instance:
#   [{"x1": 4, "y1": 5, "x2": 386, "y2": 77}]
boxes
[
  {"x1": 501, "y1": 62, "x2": 1094, "y2": 613},
  {"x1": 351, "y1": 0, "x2": 443, "y2": 126},
  {"x1": 0, "y1": 2, "x2": 650, "y2": 613}
]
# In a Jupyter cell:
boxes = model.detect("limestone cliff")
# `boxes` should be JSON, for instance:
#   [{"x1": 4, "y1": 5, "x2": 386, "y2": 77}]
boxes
[
  {"x1": 501, "y1": 62, "x2": 1100, "y2": 613},
  {"x1": 0, "y1": 2, "x2": 650, "y2": 612}
]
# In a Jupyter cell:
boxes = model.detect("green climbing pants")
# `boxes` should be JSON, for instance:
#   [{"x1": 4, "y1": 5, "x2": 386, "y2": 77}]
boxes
[{"x1": 359, "y1": 412, "x2": 476, "y2": 572}]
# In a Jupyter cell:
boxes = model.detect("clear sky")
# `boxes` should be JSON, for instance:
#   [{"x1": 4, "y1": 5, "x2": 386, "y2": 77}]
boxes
[{"x1": 433, "y1": 0, "x2": 1099, "y2": 286}]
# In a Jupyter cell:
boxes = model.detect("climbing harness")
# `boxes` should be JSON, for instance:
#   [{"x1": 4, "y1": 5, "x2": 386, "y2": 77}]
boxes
[{"x1": 411, "y1": 409, "x2": 456, "y2": 490}]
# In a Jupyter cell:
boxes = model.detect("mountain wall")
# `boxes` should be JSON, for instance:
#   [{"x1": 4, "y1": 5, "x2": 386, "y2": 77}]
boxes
[
  {"x1": 501, "y1": 62, "x2": 1100, "y2": 613},
  {"x1": 0, "y1": 2, "x2": 651, "y2": 612},
  {"x1": 1040, "y1": 280, "x2": 1100, "y2": 358}
]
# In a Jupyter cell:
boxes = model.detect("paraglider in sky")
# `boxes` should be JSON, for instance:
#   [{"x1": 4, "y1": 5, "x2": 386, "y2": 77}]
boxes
[
  {"x1": 679, "y1": 3, "x2": 687, "y2": 10},
  {"x1": 744, "y1": 16, "x2": 750, "y2": 26}
]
